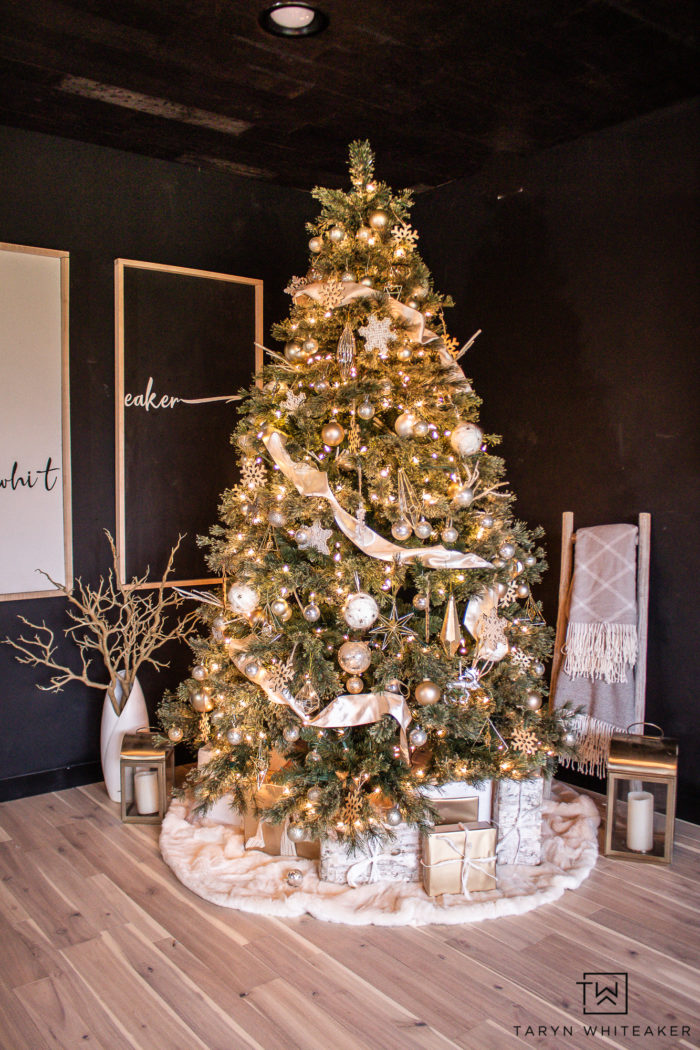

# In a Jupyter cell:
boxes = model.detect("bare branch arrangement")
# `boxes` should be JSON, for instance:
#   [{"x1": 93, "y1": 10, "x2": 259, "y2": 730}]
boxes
[{"x1": 4, "y1": 532, "x2": 200, "y2": 715}]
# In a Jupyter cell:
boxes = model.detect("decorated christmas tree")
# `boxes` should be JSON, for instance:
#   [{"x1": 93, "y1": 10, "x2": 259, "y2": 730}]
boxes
[{"x1": 159, "y1": 141, "x2": 575, "y2": 847}]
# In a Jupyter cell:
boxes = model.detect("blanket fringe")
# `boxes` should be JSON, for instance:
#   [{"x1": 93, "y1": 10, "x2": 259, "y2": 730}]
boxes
[
  {"x1": 559, "y1": 713, "x2": 619, "y2": 778},
  {"x1": 563, "y1": 621, "x2": 637, "y2": 685}
]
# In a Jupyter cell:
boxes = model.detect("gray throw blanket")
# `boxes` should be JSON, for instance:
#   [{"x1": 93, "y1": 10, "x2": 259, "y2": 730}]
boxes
[{"x1": 554, "y1": 523, "x2": 639, "y2": 776}]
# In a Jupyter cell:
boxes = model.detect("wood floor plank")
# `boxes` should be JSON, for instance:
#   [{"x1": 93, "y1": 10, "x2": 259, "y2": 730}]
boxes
[
  {"x1": 244, "y1": 975, "x2": 374, "y2": 1050},
  {"x1": 14, "y1": 969, "x2": 135, "y2": 1050},
  {"x1": 0, "y1": 913, "x2": 64, "y2": 990},
  {"x1": 0, "y1": 979, "x2": 51, "y2": 1050}
]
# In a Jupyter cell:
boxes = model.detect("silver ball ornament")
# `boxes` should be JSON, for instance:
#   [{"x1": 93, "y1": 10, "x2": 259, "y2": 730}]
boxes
[
  {"x1": 283, "y1": 725, "x2": 301, "y2": 743},
  {"x1": 385, "y1": 806, "x2": 402, "y2": 827},
  {"x1": 303, "y1": 337, "x2": 318, "y2": 354},
  {"x1": 168, "y1": 726, "x2": 184, "y2": 743},
  {"x1": 532, "y1": 661, "x2": 546, "y2": 677},
  {"x1": 358, "y1": 399, "x2": 375, "y2": 420},
  {"x1": 369, "y1": 209, "x2": 390, "y2": 230},
  {"x1": 306, "y1": 749, "x2": 322, "y2": 764},
  {"x1": 308, "y1": 236, "x2": 323, "y2": 253},
  {"x1": 415, "y1": 680, "x2": 441, "y2": 706},
  {"x1": 284, "y1": 341, "x2": 304, "y2": 363},
  {"x1": 303, "y1": 602, "x2": 321, "y2": 622},
  {"x1": 337, "y1": 640, "x2": 372, "y2": 674},
  {"x1": 394, "y1": 411, "x2": 417, "y2": 438},
  {"x1": 346, "y1": 676, "x2": 364, "y2": 694},
  {"x1": 286, "y1": 868, "x2": 303, "y2": 886},
  {"x1": 563, "y1": 730, "x2": 577, "y2": 747},
  {"x1": 450, "y1": 422, "x2": 483, "y2": 456},
  {"x1": 329, "y1": 226, "x2": 345, "y2": 242},
  {"x1": 451, "y1": 486, "x2": 474, "y2": 509},
  {"x1": 360, "y1": 276, "x2": 373, "y2": 287},
  {"x1": 396, "y1": 346, "x2": 412, "y2": 362},
  {"x1": 210, "y1": 710, "x2": 225, "y2": 725},
  {"x1": 271, "y1": 597, "x2": 290, "y2": 618},
  {"x1": 343, "y1": 591, "x2": 379, "y2": 630},
  {"x1": 409, "y1": 727, "x2": 428, "y2": 747},
  {"x1": 243, "y1": 658, "x2": 261, "y2": 678},
  {"x1": 391, "y1": 518, "x2": 412, "y2": 541},
  {"x1": 191, "y1": 689, "x2": 215, "y2": 713},
  {"x1": 294, "y1": 528, "x2": 310, "y2": 548},
  {"x1": 412, "y1": 593, "x2": 429, "y2": 611},
  {"x1": 441, "y1": 525, "x2": 459, "y2": 543},
  {"x1": 321, "y1": 421, "x2": 345, "y2": 447},
  {"x1": 287, "y1": 824, "x2": 306, "y2": 842},
  {"x1": 525, "y1": 554, "x2": 537, "y2": 567},
  {"x1": 191, "y1": 664, "x2": 207, "y2": 681},
  {"x1": 212, "y1": 614, "x2": 226, "y2": 633},
  {"x1": 385, "y1": 679, "x2": 403, "y2": 693},
  {"x1": 413, "y1": 420, "x2": 429, "y2": 437},
  {"x1": 516, "y1": 583, "x2": 529, "y2": 599},
  {"x1": 315, "y1": 378, "x2": 329, "y2": 393},
  {"x1": 499, "y1": 543, "x2": 516, "y2": 559},
  {"x1": 307, "y1": 787, "x2": 322, "y2": 802},
  {"x1": 481, "y1": 514, "x2": 494, "y2": 528},
  {"x1": 355, "y1": 225, "x2": 371, "y2": 243},
  {"x1": 414, "y1": 519, "x2": 432, "y2": 539},
  {"x1": 525, "y1": 692, "x2": 543, "y2": 711},
  {"x1": 340, "y1": 271, "x2": 356, "y2": 283},
  {"x1": 226, "y1": 727, "x2": 243, "y2": 745},
  {"x1": 268, "y1": 508, "x2": 287, "y2": 527}
]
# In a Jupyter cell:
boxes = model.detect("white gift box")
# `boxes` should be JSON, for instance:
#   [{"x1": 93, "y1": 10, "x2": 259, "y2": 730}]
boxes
[
  {"x1": 493, "y1": 777, "x2": 543, "y2": 866},
  {"x1": 195, "y1": 747, "x2": 242, "y2": 827},
  {"x1": 319, "y1": 823, "x2": 421, "y2": 885}
]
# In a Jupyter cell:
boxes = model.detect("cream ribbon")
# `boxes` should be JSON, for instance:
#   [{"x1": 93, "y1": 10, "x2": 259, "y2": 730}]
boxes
[
  {"x1": 230, "y1": 639, "x2": 412, "y2": 761},
  {"x1": 463, "y1": 587, "x2": 509, "y2": 661},
  {"x1": 422, "y1": 823, "x2": 497, "y2": 898},
  {"x1": 346, "y1": 837, "x2": 411, "y2": 888},
  {"x1": 262, "y1": 428, "x2": 492, "y2": 570}
]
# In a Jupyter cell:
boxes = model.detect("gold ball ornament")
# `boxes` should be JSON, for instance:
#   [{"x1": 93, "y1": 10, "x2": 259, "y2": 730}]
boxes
[
  {"x1": 412, "y1": 593, "x2": 429, "y2": 610},
  {"x1": 415, "y1": 680, "x2": 441, "y2": 706},
  {"x1": 191, "y1": 689, "x2": 215, "y2": 713},
  {"x1": 284, "y1": 341, "x2": 304, "y2": 363},
  {"x1": 451, "y1": 485, "x2": 474, "y2": 509},
  {"x1": 357, "y1": 399, "x2": 375, "y2": 420},
  {"x1": 356, "y1": 226, "x2": 372, "y2": 243},
  {"x1": 346, "y1": 676, "x2": 364, "y2": 694},
  {"x1": 341, "y1": 271, "x2": 356, "y2": 283},
  {"x1": 168, "y1": 726, "x2": 184, "y2": 743},
  {"x1": 396, "y1": 346, "x2": 412, "y2": 362},
  {"x1": 308, "y1": 236, "x2": 323, "y2": 253},
  {"x1": 321, "y1": 421, "x2": 345, "y2": 447},
  {"x1": 360, "y1": 276, "x2": 373, "y2": 287},
  {"x1": 391, "y1": 518, "x2": 412, "y2": 541},
  {"x1": 394, "y1": 411, "x2": 417, "y2": 438},
  {"x1": 369, "y1": 209, "x2": 391, "y2": 230},
  {"x1": 413, "y1": 420, "x2": 429, "y2": 437},
  {"x1": 271, "y1": 597, "x2": 291, "y2": 618},
  {"x1": 329, "y1": 226, "x2": 345, "y2": 242},
  {"x1": 338, "y1": 640, "x2": 372, "y2": 675},
  {"x1": 525, "y1": 692, "x2": 543, "y2": 711},
  {"x1": 414, "y1": 518, "x2": 432, "y2": 539}
]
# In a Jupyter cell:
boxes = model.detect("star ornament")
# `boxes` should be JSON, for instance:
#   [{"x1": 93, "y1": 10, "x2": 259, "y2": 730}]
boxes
[
  {"x1": 298, "y1": 519, "x2": 333, "y2": 556},
  {"x1": 369, "y1": 601, "x2": 417, "y2": 651},
  {"x1": 358, "y1": 314, "x2": 396, "y2": 355}
]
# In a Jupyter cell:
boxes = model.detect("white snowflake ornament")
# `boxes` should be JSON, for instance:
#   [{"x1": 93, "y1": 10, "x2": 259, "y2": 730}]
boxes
[
  {"x1": 318, "y1": 279, "x2": 346, "y2": 310},
  {"x1": 241, "y1": 458, "x2": 266, "y2": 490},
  {"x1": 296, "y1": 519, "x2": 333, "y2": 555},
  {"x1": 358, "y1": 314, "x2": 396, "y2": 355},
  {"x1": 511, "y1": 726, "x2": 539, "y2": 755},
  {"x1": 391, "y1": 224, "x2": 419, "y2": 248},
  {"x1": 280, "y1": 388, "x2": 307, "y2": 412}
]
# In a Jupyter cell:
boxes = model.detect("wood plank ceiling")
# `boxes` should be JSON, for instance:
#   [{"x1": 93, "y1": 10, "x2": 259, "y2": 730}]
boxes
[{"x1": 0, "y1": 0, "x2": 697, "y2": 189}]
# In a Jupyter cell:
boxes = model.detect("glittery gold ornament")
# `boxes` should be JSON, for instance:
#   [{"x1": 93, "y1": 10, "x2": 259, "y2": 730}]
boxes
[
  {"x1": 321, "y1": 421, "x2": 345, "y2": 447},
  {"x1": 439, "y1": 595, "x2": 462, "y2": 657}
]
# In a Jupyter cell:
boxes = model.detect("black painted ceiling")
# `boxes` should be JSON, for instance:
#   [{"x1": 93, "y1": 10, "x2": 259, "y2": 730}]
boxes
[{"x1": 0, "y1": 1, "x2": 697, "y2": 189}]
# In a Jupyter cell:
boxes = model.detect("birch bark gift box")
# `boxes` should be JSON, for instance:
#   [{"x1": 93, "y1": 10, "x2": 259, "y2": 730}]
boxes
[
  {"x1": 194, "y1": 747, "x2": 242, "y2": 826},
  {"x1": 320, "y1": 823, "x2": 421, "y2": 885},
  {"x1": 421, "y1": 821, "x2": 497, "y2": 896},
  {"x1": 243, "y1": 783, "x2": 320, "y2": 860},
  {"x1": 493, "y1": 777, "x2": 544, "y2": 865}
]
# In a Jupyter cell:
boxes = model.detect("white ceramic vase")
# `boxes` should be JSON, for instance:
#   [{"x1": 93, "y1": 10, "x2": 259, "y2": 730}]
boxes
[{"x1": 99, "y1": 674, "x2": 148, "y2": 802}]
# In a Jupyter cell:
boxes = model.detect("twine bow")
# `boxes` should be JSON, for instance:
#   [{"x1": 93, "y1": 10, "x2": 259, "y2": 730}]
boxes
[
  {"x1": 422, "y1": 823, "x2": 497, "y2": 898},
  {"x1": 346, "y1": 839, "x2": 399, "y2": 888}
]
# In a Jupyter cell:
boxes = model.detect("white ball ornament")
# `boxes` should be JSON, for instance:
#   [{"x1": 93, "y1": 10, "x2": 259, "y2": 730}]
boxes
[
  {"x1": 268, "y1": 508, "x2": 287, "y2": 527},
  {"x1": 227, "y1": 727, "x2": 243, "y2": 745},
  {"x1": 413, "y1": 420, "x2": 429, "y2": 437},
  {"x1": 385, "y1": 806, "x2": 402, "y2": 826},
  {"x1": 358, "y1": 399, "x2": 375, "y2": 420},
  {"x1": 343, "y1": 591, "x2": 380, "y2": 631},
  {"x1": 409, "y1": 727, "x2": 428, "y2": 747},
  {"x1": 283, "y1": 725, "x2": 301, "y2": 743},
  {"x1": 168, "y1": 726, "x2": 184, "y2": 743},
  {"x1": 394, "y1": 411, "x2": 417, "y2": 438},
  {"x1": 308, "y1": 236, "x2": 323, "y2": 253},
  {"x1": 525, "y1": 692, "x2": 542, "y2": 711},
  {"x1": 303, "y1": 602, "x2": 321, "y2": 622},
  {"x1": 338, "y1": 640, "x2": 372, "y2": 675},
  {"x1": 450, "y1": 422, "x2": 483, "y2": 456},
  {"x1": 391, "y1": 518, "x2": 412, "y2": 541},
  {"x1": 441, "y1": 525, "x2": 459, "y2": 543},
  {"x1": 414, "y1": 518, "x2": 432, "y2": 539},
  {"x1": 329, "y1": 226, "x2": 345, "y2": 242},
  {"x1": 415, "y1": 680, "x2": 441, "y2": 706},
  {"x1": 228, "y1": 582, "x2": 259, "y2": 617}
]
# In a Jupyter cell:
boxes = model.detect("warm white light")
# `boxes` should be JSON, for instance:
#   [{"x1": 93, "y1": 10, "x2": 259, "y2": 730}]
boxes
[{"x1": 270, "y1": 5, "x2": 315, "y2": 29}]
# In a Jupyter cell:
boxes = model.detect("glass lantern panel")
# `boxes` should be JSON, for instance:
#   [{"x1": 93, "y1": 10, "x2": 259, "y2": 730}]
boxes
[{"x1": 610, "y1": 777, "x2": 669, "y2": 858}]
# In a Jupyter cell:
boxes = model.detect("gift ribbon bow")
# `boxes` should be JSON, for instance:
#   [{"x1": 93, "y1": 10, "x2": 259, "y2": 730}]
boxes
[{"x1": 346, "y1": 838, "x2": 406, "y2": 888}]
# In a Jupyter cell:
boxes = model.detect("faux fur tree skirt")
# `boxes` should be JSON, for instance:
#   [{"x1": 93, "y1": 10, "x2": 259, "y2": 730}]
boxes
[{"x1": 159, "y1": 784, "x2": 600, "y2": 927}]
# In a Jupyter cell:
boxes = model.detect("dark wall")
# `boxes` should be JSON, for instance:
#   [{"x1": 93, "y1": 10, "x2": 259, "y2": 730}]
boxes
[
  {"x1": 0, "y1": 125, "x2": 315, "y2": 798},
  {"x1": 414, "y1": 99, "x2": 700, "y2": 821}
]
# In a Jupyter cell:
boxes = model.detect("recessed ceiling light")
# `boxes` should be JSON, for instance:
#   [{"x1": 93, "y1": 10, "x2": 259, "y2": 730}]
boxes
[{"x1": 259, "y1": 3, "x2": 328, "y2": 37}]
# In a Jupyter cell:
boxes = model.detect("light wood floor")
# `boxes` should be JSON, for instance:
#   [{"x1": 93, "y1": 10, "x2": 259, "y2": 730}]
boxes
[{"x1": 0, "y1": 781, "x2": 698, "y2": 1050}]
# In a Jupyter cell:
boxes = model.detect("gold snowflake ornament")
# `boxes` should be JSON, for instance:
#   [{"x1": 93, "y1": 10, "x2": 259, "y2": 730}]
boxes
[{"x1": 511, "y1": 726, "x2": 539, "y2": 755}]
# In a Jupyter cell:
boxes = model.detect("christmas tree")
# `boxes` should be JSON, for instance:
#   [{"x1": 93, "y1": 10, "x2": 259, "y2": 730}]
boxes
[{"x1": 159, "y1": 141, "x2": 575, "y2": 847}]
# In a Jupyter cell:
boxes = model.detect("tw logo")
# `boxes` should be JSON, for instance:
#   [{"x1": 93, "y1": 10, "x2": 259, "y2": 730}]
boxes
[{"x1": 577, "y1": 973, "x2": 629, "y2": 1015}]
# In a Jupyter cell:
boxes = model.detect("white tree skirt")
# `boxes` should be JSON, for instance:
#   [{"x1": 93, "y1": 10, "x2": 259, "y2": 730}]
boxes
[{"x1": 159, "y1": 783, "x2": 600, "y2": 927}]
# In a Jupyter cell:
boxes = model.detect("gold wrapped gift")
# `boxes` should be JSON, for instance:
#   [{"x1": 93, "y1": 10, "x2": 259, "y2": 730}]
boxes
[
  {"x1": 243, "y1": 784, "x2": 320, "y2": 860},
  {"x1": 422, "y1": 821, "x2": 497, "y2": 896},
  {"x1": 430, "y1": 796, "x2": 479, "y2": 825}
]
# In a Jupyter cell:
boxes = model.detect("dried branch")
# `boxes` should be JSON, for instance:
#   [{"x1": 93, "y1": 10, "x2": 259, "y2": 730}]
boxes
[{"x1": 3, "y1": 532, "x2": 200, "y2": 716}]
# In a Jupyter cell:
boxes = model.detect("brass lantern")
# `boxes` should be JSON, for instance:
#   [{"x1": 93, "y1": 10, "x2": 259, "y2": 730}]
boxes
[
  {"x1": 604, "y1": 724, "x2": 678, "y2": 864},
  {"x1": 119, "y1": 730, "x2": 175, "y2": 824}
]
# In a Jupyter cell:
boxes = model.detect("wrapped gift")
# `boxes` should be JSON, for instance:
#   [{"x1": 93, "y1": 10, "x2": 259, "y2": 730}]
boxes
[
  {"x1": 420, "y1": 778, "x2": 493, "y2": 825},
  {"x1": 195, "y1": 747, "x2": 241, "y2": 826},
  {"x1": 243, "y1": 783, "x2": 319, "y2": 860},
  {"x1": 422, "y1": 821, "x2": 497, "y2": 896},
  {"x1": 493, "y1": 777, "x2": 543, "y2": 866},
  {"x1": 319, "y1": 822, "x2": 421, "y2": 885}
]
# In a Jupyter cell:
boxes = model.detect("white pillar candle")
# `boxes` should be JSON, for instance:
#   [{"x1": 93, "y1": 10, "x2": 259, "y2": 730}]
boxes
[
  {"x1": 626, "y1": 790, "x2": 654, "y2": 852},
  {"x1": 134, "y1": 769, "x2": 160, "y2": 815}
]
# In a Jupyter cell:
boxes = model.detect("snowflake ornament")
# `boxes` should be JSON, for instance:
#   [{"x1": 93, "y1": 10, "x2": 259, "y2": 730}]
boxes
[
  {"x1": 297, "y1": 519, "x2": 333, "y2": 555},
  {"x1": 511, "y1": 726, "x2": 539, "y2": 755},
  {"x1": 358, "y1": 314, "x2": 396, "y2": 354},
  {"x1": 280, "y1": 388, "x2": 307, "y2": 412},
  {"x1": 391, "y1": 223, "x2": 419, "y2": 248},
  {"x1": 509, "y1": 647, "x2": 533, "y2": 671},
  {"x1": 266, "y1": 657, "x2": 296, "y2": 694},
  {"x1": 501, "y1": 583, "x2": 518, "y2": 605},
  {"x1": 241, "y1": 458, "x2": 266, "y2": 490},
  {"x1": 284, "y1": 275, "x2": 309, "y2": 296},
  {"x1": 318, "y1": 279, "x2": 346, "y2": 311},
  {"x1": 442, "y1": 335, "x2": 460, "y2": 356},
  {"x1": 477, "y1": 608, "x2": 509, "y2": 654}
]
